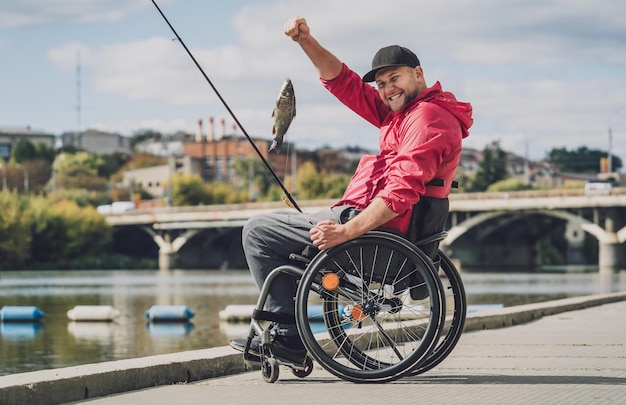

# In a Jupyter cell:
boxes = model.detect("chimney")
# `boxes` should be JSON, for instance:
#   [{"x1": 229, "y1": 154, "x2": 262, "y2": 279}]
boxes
[
  {"x1": 220, "y1": 118, "x2": 226, "y2": 139},
  {"x1": 232, "y1": 123, "x2": 237, "y2": 134},
  {"x1": 208, "y1": 117, "x2": 214, "y2": 142},
  {"x1": 196, "y1": 119, "x2": 203, "y2": 143}
]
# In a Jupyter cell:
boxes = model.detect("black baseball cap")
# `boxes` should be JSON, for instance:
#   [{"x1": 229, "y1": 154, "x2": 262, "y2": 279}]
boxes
[{"x1": 362, "y1": 45, "x2": 420, "y2": 82}]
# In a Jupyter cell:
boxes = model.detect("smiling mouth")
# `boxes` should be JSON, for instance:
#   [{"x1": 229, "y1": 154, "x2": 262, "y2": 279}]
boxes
[{"x1": 389, "y1": 93, "x2": 403, "y2": 101}]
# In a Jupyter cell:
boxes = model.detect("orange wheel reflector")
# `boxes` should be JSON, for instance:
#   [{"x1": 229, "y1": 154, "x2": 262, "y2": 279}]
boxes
[
  {"x1": 322, "y1": 273, "x2": 340, "y2": 290},
  {"x1": 351, "y1": 305, "x2": 367, "y2": 321}
]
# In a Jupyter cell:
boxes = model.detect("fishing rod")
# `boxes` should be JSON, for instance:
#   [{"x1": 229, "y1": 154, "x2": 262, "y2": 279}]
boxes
[{"x1": 150, "y1": 0, "x2": 303, "y2": 213}]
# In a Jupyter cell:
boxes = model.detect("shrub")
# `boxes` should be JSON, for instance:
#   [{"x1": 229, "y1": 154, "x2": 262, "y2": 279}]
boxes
[{"x1": 0, "y1": 192, "x2": 31, "y2": 269}]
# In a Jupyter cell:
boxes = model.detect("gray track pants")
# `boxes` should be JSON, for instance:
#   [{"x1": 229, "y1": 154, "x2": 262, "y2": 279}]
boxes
[{"x1": 242, "y1": 205, "x2": 355, "y2": 318}]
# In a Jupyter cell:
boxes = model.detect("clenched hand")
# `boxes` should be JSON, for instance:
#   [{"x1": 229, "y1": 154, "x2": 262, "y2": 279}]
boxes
[{"x1": 310, "y1": 220, "x2": 350, "y2": 250}]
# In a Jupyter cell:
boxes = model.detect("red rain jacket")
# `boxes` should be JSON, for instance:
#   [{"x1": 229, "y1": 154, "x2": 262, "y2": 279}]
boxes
[{"x1": 322, "y1": 63, "x2": 473, "y2": 234}]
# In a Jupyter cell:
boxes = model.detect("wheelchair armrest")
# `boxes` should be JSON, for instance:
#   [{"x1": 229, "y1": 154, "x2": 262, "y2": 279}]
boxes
[{"x1": 289, "y1": 253, "x2": 311, "y2": 266}]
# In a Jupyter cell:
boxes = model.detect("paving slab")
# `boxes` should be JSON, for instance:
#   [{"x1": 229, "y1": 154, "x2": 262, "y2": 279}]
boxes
[{"x1": 1, "y1": 292, "x2": 625, "y2": 405}]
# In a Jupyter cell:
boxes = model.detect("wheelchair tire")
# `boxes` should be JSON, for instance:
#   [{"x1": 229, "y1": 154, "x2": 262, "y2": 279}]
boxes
[
  {"x1": 261, "y1": 357, "x2": 279, "y2": 383},
  {"x1": 292, "y1": 356, "x2": 314, "y2": 378},
  {"x1": 410, "y1": 249, "x2": 466, "y2": 374},
  {"x1": 295, "y1": 231, "x2": 445, "y2": 383}
]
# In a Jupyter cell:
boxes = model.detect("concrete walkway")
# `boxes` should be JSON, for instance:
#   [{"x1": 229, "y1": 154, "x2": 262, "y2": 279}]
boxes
[{"x1": 2, "y1": 292, "x2": 626, "y2": 405}]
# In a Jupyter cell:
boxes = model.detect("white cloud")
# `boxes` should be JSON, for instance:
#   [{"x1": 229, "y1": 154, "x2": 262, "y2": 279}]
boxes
[
  {"x1": 0, "y1": 0, "x2": 152, "y2": 27},
  {"x1": 4, "y1": 0, "x2": 626, "y2": 164}
]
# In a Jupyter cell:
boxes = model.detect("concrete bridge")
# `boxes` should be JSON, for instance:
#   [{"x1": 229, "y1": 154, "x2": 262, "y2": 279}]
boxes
[{"x1": 105, "y1": 188, "x2": 626, "y2": 271}]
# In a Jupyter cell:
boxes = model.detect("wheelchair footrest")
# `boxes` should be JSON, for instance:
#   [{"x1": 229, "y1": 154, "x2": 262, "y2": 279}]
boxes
[{"x1": 252, "y1": 309, "x2": 295, "y2": 325}]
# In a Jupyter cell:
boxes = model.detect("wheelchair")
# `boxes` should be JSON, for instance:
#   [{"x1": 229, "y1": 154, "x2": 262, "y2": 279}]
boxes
[{"x1": 239, "y1": 197, "x2": 467, "y2": 383}]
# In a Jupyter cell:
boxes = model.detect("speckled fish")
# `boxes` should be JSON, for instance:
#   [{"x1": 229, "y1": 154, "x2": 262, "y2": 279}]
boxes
[{"x1": 269, "y1": 78, "x2": 296, "y2": 153}]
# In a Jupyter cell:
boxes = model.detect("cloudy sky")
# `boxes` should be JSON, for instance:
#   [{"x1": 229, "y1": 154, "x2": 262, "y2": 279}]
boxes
[{"x1": 1, "y1": 0, "x2": 625, "y2": 164}]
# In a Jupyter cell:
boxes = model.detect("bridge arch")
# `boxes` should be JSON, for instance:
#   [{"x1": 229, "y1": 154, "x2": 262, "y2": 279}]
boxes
[
  {"x1": 444, "y1": 209, "x2": 593, "y2": 246},
  {"x1": 444, "y1": 208, "x2": 624, "y2": 268}
]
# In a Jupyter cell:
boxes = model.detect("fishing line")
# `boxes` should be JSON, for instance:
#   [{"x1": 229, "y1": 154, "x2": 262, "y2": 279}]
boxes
[{"x1": 151, "y1": 0, "x2": 302, "y2": 213}]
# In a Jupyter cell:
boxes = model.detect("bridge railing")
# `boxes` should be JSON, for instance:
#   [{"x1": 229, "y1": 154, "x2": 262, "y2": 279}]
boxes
[
  {"x1": 105, "y1": 187, "x2": 626, "y2": 217},
  {"x1": 449, "y1": 187, "x2": 626, "y2": 201}
]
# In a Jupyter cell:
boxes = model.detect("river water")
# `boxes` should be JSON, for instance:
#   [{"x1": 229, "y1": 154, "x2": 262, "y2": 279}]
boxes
[{"x1": 1, "y1": 268, "x2": 625, "y2": 376}]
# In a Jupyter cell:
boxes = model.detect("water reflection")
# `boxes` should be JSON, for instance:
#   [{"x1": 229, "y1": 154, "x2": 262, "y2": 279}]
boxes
[
  {"x1": 67, "y1": 322, "x2": 115, "y2": 342},
  {"x1": 219, "y1": 321, "x2": 250, "y2": 339},
  {"x1": 146, "y1": 322, "x2": 195, "y2": 338},
  {"x1": 0, "y1": 268, "x2": 624, "y2": 376},
  {"x1": 1, "y1": 323, "x2": 43, "y2": 340}
]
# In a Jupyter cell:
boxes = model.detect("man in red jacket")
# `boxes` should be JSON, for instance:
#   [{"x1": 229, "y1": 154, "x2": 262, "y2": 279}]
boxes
[{"x1": 230, "y1": 16, "x2": 473, "y2": 363}]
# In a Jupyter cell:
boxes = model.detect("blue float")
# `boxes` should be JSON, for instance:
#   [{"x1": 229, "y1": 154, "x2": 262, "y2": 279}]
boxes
[
  {"x1": 145, "y1": 305, "x2": 195, "y2": 322},
  {"x1": 0, "y1": 306, "x2": 44, "y2": 322},
  {"x1": 307, "y1": 304, "x2": 344, "y2": 321}
]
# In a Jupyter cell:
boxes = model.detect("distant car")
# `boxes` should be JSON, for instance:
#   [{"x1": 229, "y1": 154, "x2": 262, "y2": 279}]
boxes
[
  {"x1": 584, "y1": 181, "x2": 612, "y2": 195},
  {"x1": 96, "y1": 204, "x2": 112, "y2": 214},
  {"x1": 96, "y1": 201, "x2": 136, "y2": 214}
]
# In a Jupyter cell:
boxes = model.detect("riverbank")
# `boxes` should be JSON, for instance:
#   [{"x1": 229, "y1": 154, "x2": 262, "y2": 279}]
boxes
[{"x1": 2, "y1": 291, "x2": 625, "y2": 405}]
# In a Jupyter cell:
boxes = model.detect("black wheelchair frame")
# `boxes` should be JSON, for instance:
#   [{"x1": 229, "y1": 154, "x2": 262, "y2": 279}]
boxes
[{"x1": 241, "y1": 225, "x2": 466, "y2": 383}]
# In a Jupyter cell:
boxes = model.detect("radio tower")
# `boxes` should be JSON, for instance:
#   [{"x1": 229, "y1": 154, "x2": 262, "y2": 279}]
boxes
[{"x1": 76, "y1": 50, "x2": 82, "y2": 131}]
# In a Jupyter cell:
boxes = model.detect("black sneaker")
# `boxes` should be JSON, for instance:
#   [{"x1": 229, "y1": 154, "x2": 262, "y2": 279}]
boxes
[{"x1": 230, "y1": 335, "x2": 307, "y2": 364}]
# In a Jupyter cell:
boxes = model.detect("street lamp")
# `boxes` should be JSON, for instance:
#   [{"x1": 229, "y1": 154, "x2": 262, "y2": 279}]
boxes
[
  {"x1": 16, "y1": 163, "x2": 29, "y2": 193},
  {"x1": 51, "y1": 168, "x2": 57, "y2": 193},
  {"x1": 607, "y1": 108, "x2": 624, "y2": 175}
]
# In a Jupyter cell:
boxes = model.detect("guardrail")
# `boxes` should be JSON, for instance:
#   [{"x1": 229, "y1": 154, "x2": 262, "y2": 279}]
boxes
[
  {"x1": 449, "y1": 187, "x2": 626, "y2": 200},
  {"x1": 106, "y1": 187, "x2": 626, "y2": 217}
]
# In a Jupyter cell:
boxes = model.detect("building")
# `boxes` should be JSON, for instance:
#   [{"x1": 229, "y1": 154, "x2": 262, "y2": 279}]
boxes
[
  {"x1": 457, "y1": 147, "x2": 481, "y2": 177},
  {"x1": 60, "y1": 129, "x2": 132, "y2": 155},
  {"x1": 0, "y1": 127, "x2": 56, "y2": 161},
  {"x1": 133, "y1": 132, "x2": 189, "y2": 157},
  {"x1": 123, "y1": 164, "x2": 171, "y2": 200}
]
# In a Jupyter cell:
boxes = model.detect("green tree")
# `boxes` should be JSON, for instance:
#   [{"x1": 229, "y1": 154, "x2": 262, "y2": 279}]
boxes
[
  {"x1": 9, "y1": 138, "x2": 54, "y2": 164},
  {"x1": 47, "y1": 189, "x2": 110, "y2": 207},
  {"x1": 297, "y1": 161, "x2": 326, "y2": 199},
  {"x1": 52, "y1": 151, "x2": 108, "y2": 191},
  {"x1": 53, "y1": 200, "x2": 111, "y2": 259},
  {"x1": 323, "y1": 173, "x2": 350, "y2": 198},
  {"x1": 171, "y1": 173, "x2": 248, "y2": 206},
  {"x1": 33, "y1": 142, "x2": 56, "y2": 163},
  {"x1": 97, "y1": 152, "x2": 131, "y2": 179},
  {"x1": 470, "y1": 141, "x2": 509, "y2": 191},
  {"x1": 23, "y1": 197, "x2": 111, "y2": 265},
  {"x1": 10, "y1": 139, "x2": 37, "y2": 163},
  {"x1": 487, "y1": 178, "x2": 529, "y2": 192},
  {"x1": 0, "y1": 192, "x2": 31, "y2": 269},
  {"x1": 232, "y1": 157, "x2": 285, "y2": 202},
  {"x1": 208, "y1": 181, "x2": 246, "y2": 204},
  {"x1": 452, "y1": 165, "x2": 471, "y2": 193},
  {"x1": 172, "y1": 173, "x2": 212, "y2": 206},
  {"x1": 547, "y1": 146, "x2": 622, "y2": 173},
  {"x1": 255, "y1": 161, "x2": 278, "y2": 200},
  {"x1": 24, "y1": 196, "x2": 70, "y2": 264}
]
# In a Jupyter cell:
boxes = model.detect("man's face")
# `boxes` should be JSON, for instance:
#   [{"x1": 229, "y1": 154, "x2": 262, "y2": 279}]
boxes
[{"x1": 375, "y1": 66, "x2": 424, "y2": 112}]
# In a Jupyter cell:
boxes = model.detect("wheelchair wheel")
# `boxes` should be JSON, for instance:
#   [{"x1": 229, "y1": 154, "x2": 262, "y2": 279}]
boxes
[
  {"x1": 295, "y1": 231, "x2": 445, "y2": 383},
  {"x1": 292, "y1": 356, "x2": 314, "y2": 378},
  {"x1": 410, "y1": 249, "x2": 466, "y2": 374},
  {"x1": 261, "y1": 357, "x2": 279, "y2": 383}
]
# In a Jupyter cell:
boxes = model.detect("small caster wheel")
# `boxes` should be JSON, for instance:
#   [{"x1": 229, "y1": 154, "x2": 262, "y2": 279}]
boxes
[
  {"x1": 292, "y1": 356, "x2": 314, "y2": 378},
  {"x1": 262, "y1": 358, "x2": 279, "y2": 383}
]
